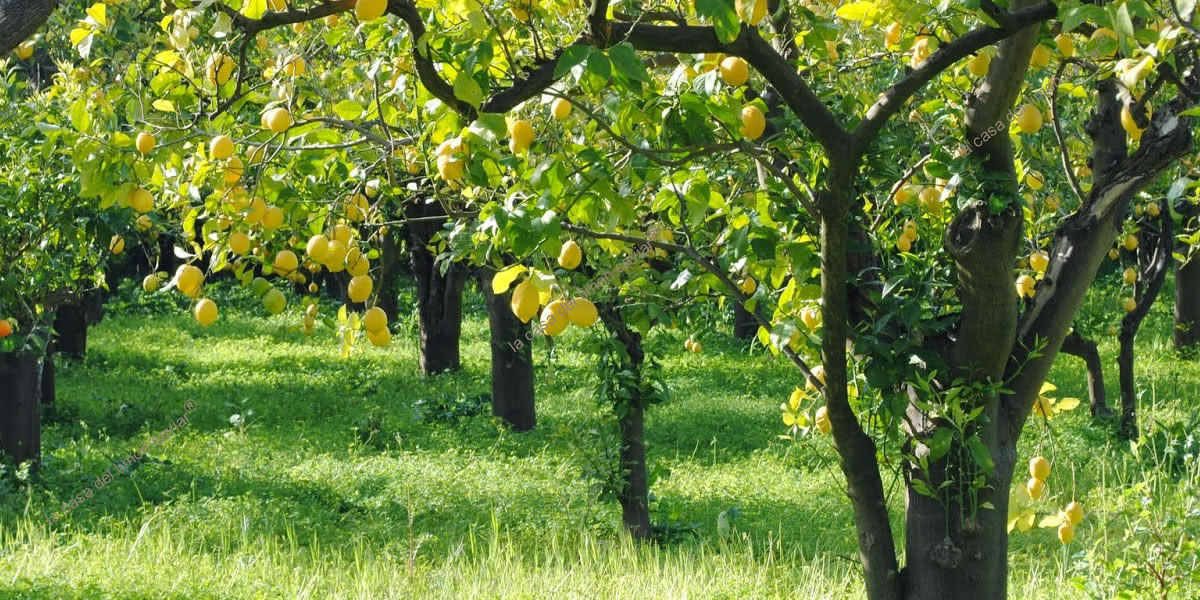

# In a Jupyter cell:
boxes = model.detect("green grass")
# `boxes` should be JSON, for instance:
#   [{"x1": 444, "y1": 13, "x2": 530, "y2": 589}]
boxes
[{"x1": 1, "y1": 280, "x2": 1198, "y2": 599}]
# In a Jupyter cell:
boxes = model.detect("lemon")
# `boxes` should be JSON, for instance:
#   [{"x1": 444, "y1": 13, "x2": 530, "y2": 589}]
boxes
[
  {"x1": 1057, "y1": 522, "x2": 1075, "y2": 544},
  {"x1": 967, "y1": 52, "x2": 990, "y2": 77},
  {"x1": 884, "y1": 22, "x2": 901, "y2": 47},
  {"x1": 263, "y1": 288, "x2": 287, "y2": 314},
  {"x1": 894, "y1": 185, "x2": 914, "y2": 205},
  {"x1": 566, "y1": 298, "x2": 598, "y2": 326},
  {"x1": 1123, "y1": 297, "x2": 1137, "y2": 312},
  {"x1": 135, "y1": 131, "x2": 155, "y2": 154},
  {"x1": 691, "y1": 340, "x2": 703, "y2": 353},
  {"x1": 540, "y1": 301, "x2": 570, "y2": 336},
  {"x1": 355, "y1": 0, "x2": 387, "y2": 21},
  {"x1": 273, "y1": 250, "x2": 299, "y2": 275},
  {"x1": 550, "y1": 97, "x2": 571, "y2": 120},
  {"x1": 1026, "y1": 477, "x2": 1046, "y2": 500},
  {"x1": 1055, "y1": 34, "x2": 1075, "y2": 58},
  {"x1": 324, "y1": 241, "x2": 348, "y2": 271},
  {"x1": 306, "y1": 234, "x2": 330, "y2": 262},
  {"x1": 1123, "y1": 234, "x2": 1139, "y2": 251},
  {"x1": 685, "y1": 339, "x2": 695, "y2": 352},
  {"x1": 109, "y1": 235, "x2": 125, "y2": 254},
  {"x1": 801, "y1": 307, "x2": 822, "y2": 331},
  {"x1": 1064, "y1": 501, "x2": 1084, "y2": 525},
  {"x1": 509, "y1": 119, "x2": 535, "y2": 154},
  {"x1": 142, "y1": 274, "x2": 160, "y2": 292},
  {"x1": 739, "y1": 277, "x2": 757, "y2": 295},
  {"x1": 1029, "y1": 456, "x2": 1051, "y2": 479},
  {"x1": 1109, "y1": 248, "x2": 1120, "y2": 260},
  {"x1": 135, "y1": 214, "x2": 153, "y2": 232},
  {"x1": 224, "y1": 155, "x2": 244, "y2": 184},
  {"x1": 244, "y1": 196, "x2": 267, "y2": 224},
  {"x1": 1123, "y1": 267, "x2": 1137, "y2": 285},
  {"x1": 1016, "y1": 274, "x2": 1036, "y2": 298},
  {"x1": 194, "y1": 298, "x2": 218, "y2": 326},
  {"x1": 210, "y1": 135, "x2": 234, "y2": 160},
  {"x1": 263, "y1": 107, "x2": 292, "y2": 133},
  {"x1": 347, "y1": 275, "x2": 373, "y2": 303},
  {"x1": 1025, "y1": 171, "x2": 1045, "y2": 190},
  {"x1": 261, "y1": 206, "x2": 284, "y2": 231},
  {"x1": 1029, "y1": 44, "x2": 1051, "y2": 69},
  {"x1": 735, "y1": 0, "x2": 766, "y2": 25},
  {"x1": 815, "y1": 406, "x2": 831, "y2": 434},
  {"x1": 249, "y1": 276, "x2": 272, "y2": 297},
  {"x1": 1146, "y1": 201, "x2": 1160, "y2": 217},
  {"x1": 176, "y1": 264, "x2": 204, "y2": 298},
  {"x1": 331, "y1": 224, "x2": 353, "y2": 244},
  {"x1": 897, "y1": 235, "x2": 912, "y2": 252},
  {"x1": 806, "y1": 365, "x2": 826, "y2": 391},
  {"x1": 363, "y1": 306, "x2": 388, "y2": 333},
  {"x1": 740, "y1": 105, "x2": 765, "y2": 140},
  {"x1": 558, "y1": 240, "x2": 582, "y2": 270},
  {"x1": 345, "y1": 193, "x2": 370, "y2": 221},
  {"x1": 14, "y1": 41, "x2": 34, "y2": 60},
  {"x1": 207, "y1": 53, "x2": 234, "y2": 86},
  {"x1": 1029, "y1": 251, "x2": 1049, "y2": 273},
  {"x1": 1016, "y1": 104, "x2": 1042, "y2": 134},
  {"x1": 129, "y1": 187, "x2": 154, "y2": 213},
  {"x1": 345, "y1": 247, "x2": 370, "y2": 276},
  {"x1": 283, "y1": 55, "x2": 306, "y2": 77},
  {"x1": 367, "y1": 326, "x2": 391, "y2": 347},
  {"x1": 229, "y1": 231, "x2": 251, "y2": 255},
  {"x1": 510, "y1": 279, "x2": 539, "y2": 323},
  {"x1": 1121, "y1": 103, "x2": 1151, "y2": 142},
  {"x1": 719, "y1": 56, "x2": 749, "y2": 86}
]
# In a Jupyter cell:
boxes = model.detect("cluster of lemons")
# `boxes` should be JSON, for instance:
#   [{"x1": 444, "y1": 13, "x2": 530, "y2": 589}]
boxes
[
  {"x1": 1016, "y1": 456, "x2": 1085, "y2": 544},
  {"x1": 781, "y1": 366, "x2": 830, "y2": 435},
  {"x1": 508, "y1": 240, "x2": 599, "y2": 336}
]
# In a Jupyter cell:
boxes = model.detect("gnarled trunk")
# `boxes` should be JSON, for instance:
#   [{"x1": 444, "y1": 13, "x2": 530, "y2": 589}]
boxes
[
  {"x1": 1060, "y1": 332, "x2": 1109, "y2": 416},
  {"x1": 478, "y1": 268, "x2": 536, "y2": 431},
  {"x1": 404, "y1": 201, "x2": 464, "y2": 376},
  {"x1": 0, "y1": 352, "x2": 42, "y2": 470},
  {"x1": 1118, "y1": 211, "x2": 1173, "y2": 439}
]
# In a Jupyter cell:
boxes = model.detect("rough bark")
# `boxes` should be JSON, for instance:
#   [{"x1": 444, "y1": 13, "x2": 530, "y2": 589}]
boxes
[
  {"x1": 478, "y1": 268, "x2": 536, "y2": 432},
  {"x1": 1176, "y1": 201, "x2": 1200, "y2": 353},
  {"x1": 0, "y1": 0, "x2": 56, "y2": 55},
  {"x1": 404, "y1": 201, "x2": 465, "y2": 376},
  {"x1": 40, "y1": 352, "x2": 54, "y2": 407},
  {"x1": 52, "y1": 303, "x2": 88, "y2": 359},
  {"x1": 376, "y1": 226, "x2": 403, "y2": 321},
  {"x1": 598, "y1": 305, "x2": 652, "y2": 540},
  {"x1": 1118, "y1": 211, "x2": 1173, "y2": 439},
  {"x1": 0, "y1": 352, "x2": 42, "y2": 470},
  {"x1": 1059, "y1": 332, "x2": 1110, "y2": 416},
  {"x1": 732, "y1": 303, "x2": 756, "y2": 340}
]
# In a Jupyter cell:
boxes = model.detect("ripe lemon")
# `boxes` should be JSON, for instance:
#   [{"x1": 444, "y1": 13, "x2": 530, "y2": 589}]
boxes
[
  {"x1": 229, "y1": 231, "x2": 251, "y2": 255},
  {"x1": 194, "y1": 298, "x2": 218, "y2": 326},
  {"x1": 14, "y1": 41, "x2": 34, "y2": 60},
  {"x1": 355, "y1": 0, "x2": 387, "y2": 21},
  {"x1": 135, "y1": 214, "x2": 153, "y2": 232},
  {"x1": 1025, "y1": 170, "x2": 1045, "y2": 190},
  {"x1": 1029, "y1": 251, "x2": 1049, "y2": 273},
  {"x1": 1057, "y1": 522, "x2": 1075, "y2": 544},
  {"x1": 897, "y1": 235, "x2": 912, "y2": 253},
  {"x1": 735, "y1": 0, "x2": 766, "y2": 25},
  {"x1": 263, "y1": 107, "x2": 292, "y2": 133},
  {"x1": 244, "y1": 196, "x2": 267, "y2": 224},
  {"x1": 345, "y1": 193, "x2": 370, "y2": 221},
  {"x1": 805, "y1": 365, "x2": 826, "y2": 391},
  {"x1": 135, "y1": 131, "x2": 155, "y2": 154},
  {"x1": 367, "y1": 327, "x2": 391, "y2": 347},
  {"x1": 283, "y1": 55, "x2": 306, "y2": 77},
  {"x1": 1064, "y1": 501, "x2": 1084, "y2": 525},
  {"x1": 1055, "y1": 34, "x2": 1076, "y2": 58},
  {"x1": 894, "y1": 185, "x2": 914, "y2": 205},
  {"x1": 1029, "y1": 45, "x2": 1051, "y2": 69},
  {"x1": 1026, "y1": 477, "x2": 1046, "y2": 500},
  {"x1": 331, "y1": 224, "x2": 353, "y2": 244},
  {"x1": 509, "y1": 119, "x2": 535, "y2": 154},
  {"x1": 691, "y1": 340, "x2": 703, "y2": 353},
  {"x1": 540, "y1": 301, "x2": 570, "y2": 336},
  {"x1": 347, "y1": 275, "x2": 373, "y2": 303},
  {"x1": 263, "y1": 288, "x2": 287, "y2": 314},
  {"x1": 176, "y1": 265, "x2": 204, "y2": 298},
  {"x1": 740, "y1": 105, "x2": 766, "y2": 140},
  {"x1": 967, "y1": 53, "x2": 990, "y2": 77},
  {"x1": 1016, "y1": 275, "x2": 1037, "y2": 298},
  {"x1": 739, "y1": 277, "x2": 757, "y2": 295},
  {"x1": 210, "y1": 135, "x2": 234, "y2": 160},
  {"x1": 1123, "y1": 267, "x2": 1137, "y2": 285},
  {"x1": 306, "y1": 234, "x2": 330, "y2": 262},
  {"x1": 567, "y1": 298, "x2": 598, "y2": 326},
  {"x1": 224, "y1": 155, "x2": 244, "y2": 184},
  {"x1": 207, "y1": 53, "x2": 234, "y2": 86},
  {"x1": 324, "y1": 241, "x2": 348, "y2": 271},
  {"x1": 1123, "y1": 297, "x2": 1137, "y2": 312},
  {"x1": 550, "y1": 97, "x2": 571, "y2": 120},
  {"x1": 815, "y1": 406, "x2": 831, "y2": 434},
  {"x1": 436, "y1": 155, "x2": 465, "y2": 181},
  {"x1": 719, "y1": 56, "x2": 749, "y2": 87},
  {"x1": 1016, "y1": 104, "x2": 1042, "y2": 134},
  {"x1": 801, "y1": 307, "x2": 822, "y2": 331},
  {"x1": 345, "y1": 247, "x2": 370, "y2": 276},
  {"x1": 303, "y1": 314, "x2": 315, "y2": 334},
  {"x1": 261, "y1": 206, "x2": 284, "y2": 231},
  {"x1": 109, "y1": 235, "x2": 125, "y2": 254},
  {"x1": 273, "y1": 250, "x2": 299, "y2": 275},
  {"x1": 558, "y1": 240, "x2": 582, "y2": 270},
  {"x1": 884, "y1": 22, "x2": 902, "y2": 47},
  {"x1": 1121, "y1": 103, "x2": 1151, "y2": 142},
  {"x1": 1146, "y1": 201, "x2": 1160, "y2": 217},
  {"x1": 511, "y1": 279, "x2": 539, "y2": 323},
  {"x1": 1123, "y1": 234, "x2": 1138, "y2": 251},
  {"x1": 1029, "y1": 456, "x2": 1051, "y2": 479},
  {"x1": 129, "y1": 187, "x2": 154, "y2": 213},
  {"x1": 142, "y1": 274, "x2": 161, "y2": 292},
  {"x1": 363, "y1": 306, "x2": 388, "y2": 333}
]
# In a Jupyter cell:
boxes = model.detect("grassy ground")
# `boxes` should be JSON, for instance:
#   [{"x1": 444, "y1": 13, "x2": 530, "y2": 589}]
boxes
[{"x1": 0, "y1": 280, "x2": 1197, "y2": 599}]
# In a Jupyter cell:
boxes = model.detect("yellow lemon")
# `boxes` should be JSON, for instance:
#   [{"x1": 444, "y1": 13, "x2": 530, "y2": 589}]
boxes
[
  {"x1": 207, "y1": 53, "x2": 234, "y2": 86},
  {"x1": 551, "y1": 97, "x2": 571, "y2": 120},
  {"x1": 1016, "y1": 274, "x2": 1037, "y2": 298},
  {"x1": 1016, "y1": 104, "x2": 1042, "y2": 134},
  {"x1": 1123, "y1": 234, "x2": 1139, "y2": 251},
  {"x1": 566, "y1": 298, "x2": 598, "y2": 326},
  {"x1": 1029, "y1": 250, "x2": 1049, "y2": 273},
  {"x1": 363, "y1": 306, "x2": 388, "y2": 333},
  {"x1": 244, "y1": 196, "x2": 267, "y2": 225},
  {"x1": 1055, "y1": 34, "x2": 1076, "y2": 58},
  {"x1": 509, "y1": 119, "x2": 535, "y2": 154},
  {"x1": 367, "y1": 327, "x2": 391, "y2": 347},
  {"x1": 355, "y1": 0, "x2": 387, "y2": 20},
  {"x1": 229, "y1": 231, "x2": 251, "y2": 255},
  {"x1": 135, "y1": 131, "x2": 155, "y2": 154},
  {"x1": 109, "y1": 235, "x2": 125, "y2": 254},
  {"x1": 511, "y1": 279, "x2": 539, "y2": 323},
  {"x1": 1027, "y1": 477, "x2": 1046, "y2": 500},
  {"x1": 1029, "y1": 44, "x2": 1051, "y2": 69},
  {"x1": 1123, "y1": 297, "x2": 1137, "y2": 312},
  {"x1": 194, "y1": 298, "x2": 218, "y2": 326},
  {"x1": 345, "y1": 247, "x2": 370, "y2": 276},
  {"x1": 14, "y1": 41, "x2": 34, "y2": 60},
  {"x1": 1123, "y1": 267, "x2": 1137, "y2": 285},
  {"x1": 142, "y1": 274, "x2": 160, "y2": 292},
  {"x1": 815, "y1": 406, "x2": 831, "y2": 434},
  {"x1": 739, "y1": 277, "x2": 757, "y2": 295},
  {"x1": 324, "y1": 241, "x2": 348, "y2": 271},
  {"x1": 129, "y1": 187, "x2": 154, "y2": 213},
  {"x1": 735, "y1": 0, "x2": 766, "y2": 25},
  {"x1": 540, "y1": 301, "x2": 570, "y2": 336},
  {"x1": 719, "y1": 56, "x2": 749, "y2": 86},
  {"x1": 967, "y1": 53, "x2": 990, "y2": 77},
  {"x1": 801, "y1": 307, "x2": 822, "y2": 331},
  {"x1": 1057, "y1": 522, "x2": 1075, "y2": 544},
  {"x1": 261, "y1": 206, "x2": 284, "y2": 231},
  {"x1": 740, "y1": 105, "x2": 766, "y2": 140},
  {"x1": 1030, "y1": 456, "x2": 1051, "y2": 479},
  {"x1": 224, "y1": 155, "x2": 244, "y2": 184},
  {"x1": 273, "y1": 250, "x2": 299, "y2": 275},
  {"x1": 347, "y1": 275, "x2": 373, "y2": 303},
  {"x1": 1026, "y1": 170, "x2": 1045, "y2": 190},
  {"x1": 884, "y1": 22, "x2": 901, "y2": 47},
  {"x1": 331, "y1": 223, "x2": 353, "y2": 244},
  {"x1": 306, "y1": 234, "x2": 330, "y2": 262},
  {"x1": 210, "y1": 135, "x2": 234, "y2": 160},
  {"x1": 263, "y1": 107, "x2": 292, "y2": 133},
  {"x1": 176, "y1": 264, "x2": 204, "y2": 298},
  {"x1": 1065, "y1": 501, "x2": 1084, "y2": 525},
  {"x1": 345, "y1": 193, "x2": 370, "y2": 221},
  {"x1": 558, "y1": 240, "x2": 582, "y2": 270}
]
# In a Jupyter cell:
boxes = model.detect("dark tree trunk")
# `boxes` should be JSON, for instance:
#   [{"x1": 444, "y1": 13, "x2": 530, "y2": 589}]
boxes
[
  {"x1": 598, "y1": 305, "x2": 652, "y2": 540},
  {"x1": 0, "y1": 0, "x2": 58, "y2": 55},
  {"x1": 0, "y1": 352, "x2": 42, "y2": 470},
  {"x1": 376, "y1": 227, "x2": 403, "y2": 320},
  {"x1": 52, "y1": 303, "x2": 88, "y2": 359},
  {"x1": 478, "y1": 268, "x2": 536, "y2": 432},
  {"x1": 1176, "y1": 201, "x2": 1200, "y2": 353},
  {"x1": 1118, "y1": 212, "x2": 1173, "y2": 439},
  {"x1": 732, "y1": 303, "x2": 756, "y2": 340},
  {"x1": 1060, "y1": 331, "x2": 1110, "y2": 417},
  {"x1": 404, "y1": 201, "x2": 465, "y2": 376},
  {"x1": 40, "y1": 353, "x2": 54, "y2": 407}
]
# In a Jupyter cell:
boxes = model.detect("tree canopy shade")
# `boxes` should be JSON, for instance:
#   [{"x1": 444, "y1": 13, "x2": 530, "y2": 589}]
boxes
[{"x1": 4, "y1": 0, "x2": 1200, "y2": 598}]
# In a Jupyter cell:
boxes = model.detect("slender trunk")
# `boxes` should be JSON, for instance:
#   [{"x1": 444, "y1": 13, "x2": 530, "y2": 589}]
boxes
[
  {"x1": 1117, "y1": 328, "x2": 1137, "y2": 438},
  {"x1": 1060, "y1": 332, "x2": 1110, "y2": 416},
  {"x1": 376, "y1": 227, "x2": 403, "y2": 320},
  {"x1": 1176, "y1": 200, "x2": 1200, "y2": 353},
  {"x1": 732, "y1": 303, "x2": 756, "y2": 340},
  {"x1": 0, "y1": 352, "x2": 42, "y2": 471},
  {"x1": 405, "y1": 202, "x2": 465, "y2": 376},
  {"x1": 1118, "y1": 212, "x2": 1172, "y2": 439},
  {"x1": 478, "y1": 268, "x2": 536, "y2": 432},
  {"x1": 40, "y1": 353, "x2": 54, "y2": 407},
  {"x1": 598, "y1": 307, "x2": 652, "y2": 540}
]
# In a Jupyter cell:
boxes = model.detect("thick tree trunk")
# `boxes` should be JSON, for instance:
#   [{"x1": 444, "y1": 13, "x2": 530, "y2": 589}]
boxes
[
  {"x1": 0, "y1": 352, "x2": 42, "y2": 470},
  {"x1": 1060, "y1": 332, "x2": 1110, "y2": 416},
  {"x1": 405, "y1": 202, "x2": 465, "y2": 376},
  {"x1": 0, "y1": 0, "x2": 57, "y2": 55},
  {"x1": 52, "y1": 303, "x2": 88, "y2": 359},
  {"x1": 598, "y1": 307, "x2": 652, "y2": 540},
  {"x1": 40, "y1": 353, "x2": 54, "y2": 407},
  {"x1": 478, "y1": 268, "x2": 536, "y2": 432},
  {"x1": 1176, "y1": 201, "x2": 1200, "y2": 353},
  {"x1": 732, "y1": 303, "x2": 756, "y2": 340}
]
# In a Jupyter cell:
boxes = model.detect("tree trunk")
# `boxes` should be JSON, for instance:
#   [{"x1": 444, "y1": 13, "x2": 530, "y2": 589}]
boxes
[
  {"x1": 598, "y1": 306, "x2": 652, "y2": 540},
  {"x1": 40, "y1": 353, "x2": 54, "y2": 407},
  {"x1": 376, "y1": 227, "x2": 403, "y2": 320},
  {"x1": 1059, "y1": 332, "x2": 1110, "y2": 417},
  {"x1": 1118, "y1": 212, "x2": 1173, "y2": 439},
  {"x1": 478, "y1": 268, "x2": 536, "y2": 432},
  {"x1": 0, "y1": 0, "x2": 57, "y2": 55},
  {"x1": 1176, "y1": 200, "x2": 1200, "y2": 353},
  {"x1": 405, "y1": 202, "x2": 465, "y2": 376},
  {"x1": 732, "y1": 303, "x2": 756, "y2": 340},
  {"x1": 0, "y1": 352, "x2": 42, "y2": 470},
  {"x1": 52, "y1": 303, "x2": 88, "y2": 359}
]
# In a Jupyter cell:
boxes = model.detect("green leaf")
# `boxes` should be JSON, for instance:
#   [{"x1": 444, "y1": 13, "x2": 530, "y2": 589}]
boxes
[
  {"x1": 241, "y1": 0, "x2": 267, "y2": 20},
  {"x1": 966, "y1": 435, "x2": 995, "y2": 476},
  {"x1": 469, "y1": 113, "x2": 508, "y2": 141},
  {"x1": 152, "y1": 99, "x2": 176, "y2": 113},
  {"x1": 553, "y1": 45, "x2": 592, "y2": 79},
  {"x1": 333, "y1": 99, "x2": 364, "y2": 120},
  {"x1": 927, "y1": 427, "x2": 953, "y2": 461},
  {"x1": 609, "y1": 42, "x2": 648, "y2": 83},
  {"x1": 1060, "y1": 5, "x2": 1106, "y2": 32},
  {"x1": 695, "y1": 0, "x2": 740, "y2": 43},
  {"x1": 453, "y1": 71, "x2": 484, "y2": 108}
]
